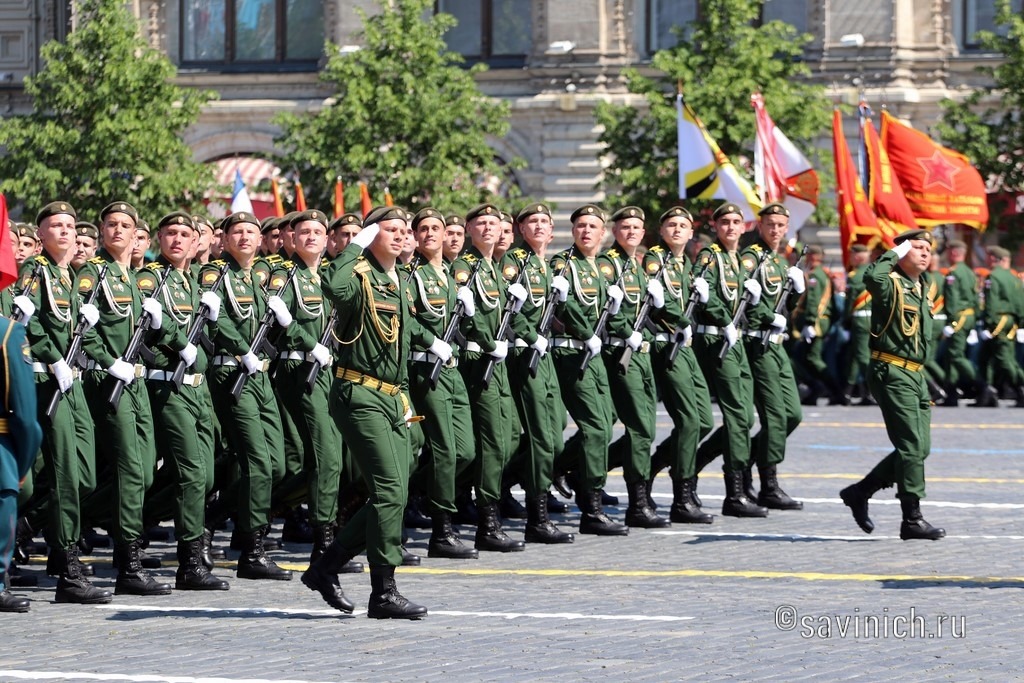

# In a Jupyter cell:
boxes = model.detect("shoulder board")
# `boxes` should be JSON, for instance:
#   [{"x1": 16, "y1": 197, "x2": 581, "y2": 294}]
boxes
[
  {"x1": 33, "y1": 255, "x2": 49, "y2": 265},
  {"x1": 648, "y1": 245, "x2": 664, "y2": 254},
  {"x1": 750, "y1": 244, "x2": 763, "y2": 254},
  {"x1": 263, "y1": 254, "x2": 284, "y2": 265},
  {"x1": 709, "y1": 244, "x2": 722, "y2": 253},
  {"x1": 88, "y1": 256, "x2": 106, "y2": 265},
  {"x1": 462, "y1": 254, "x2": 478, "y2": 264},
  {"x1": 353, "y1": 259, "x2": 371, "y2": 275},
  {"x1": 144, "y1": 262, "x2": 164, "y2": 273},
  {"x1": 211, "y1": 259, "x2": 227, "y2": 268},
  {"x1": 321, "y1": 258, "x2": 331, "y2": 268},
  {"x1": 606, "y1": 248, "x2": 620, "y2": 259},
  {"x1": 281, "y1": 260, "x2": 295, "y2": 270},
  {"x1": 512, "y1": 248, "x2": 528, "y2": 260}
]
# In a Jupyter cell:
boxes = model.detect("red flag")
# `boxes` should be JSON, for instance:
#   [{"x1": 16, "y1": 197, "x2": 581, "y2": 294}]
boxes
[
  {"x1": 270, "y1": 177, "x2": 286, "y2": 217},
  {"x1": 333, "y1": 177, "x2": 345, "y2": 218},
  {"x1": 863, "y1": 116, "x2": 916, "y2": 241},
  {"x1": 294, "y1": 181, "x2": 307, "y2": 212},
  {"x1": 384, "y1": 188, "x2": 394, "y2": 207},
  {"x1": 880, "y1": 110, "x2": 989, "y2": 230},
  {"x1": 0, "y1": 194, "x2": 18, "y2": 291},
  {"x1": 832, "y1": 110, "x2": 889, "y2": 268},
  {"x1": 359, "y1": 182, "x2": 373, "y2": 219}
]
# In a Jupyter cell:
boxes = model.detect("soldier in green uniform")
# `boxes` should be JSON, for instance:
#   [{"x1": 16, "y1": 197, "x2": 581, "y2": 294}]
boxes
[
  {"x1": 841, "y1": 244, "x2": 874, "y2": 405},
  {"x1": 975, "y1": 246, "x2": 1024, "y2": 406},
  {"x1": 450, "y1": 204, "x2": 527, "y2": 552},
  {"x1": 939, "y1": 240, "x2": 977, "y2": 406},
  {"x1": 599, "y1": 206, "x2": 668, "y2": 528},
  {"x1": 302, "y1": 207, "x2": 428, "y2": 619},
  {"x1": 200, "y1": 211, "x2": 292, "y2": 581},
  {"x1": 405, "y1": 208, "x2": 478, "y2": 558},
  {"x1": 692, "y1": 202, "x2": 766, "y2": 517},
  {"x1": 921, "y1": 258, "x2": 949, "y2": 403},
  {"x1": 442, "y1": 215, "x2": 466, "y2": 263},
  {"x1": 501, "y1": 203, "x2": 574, "y2": 543},
  {"x1": 19, "y1": 202, "x2": 109, "y2": 604},
  {"x1": 644, "y1": 207, "x2": 714, "y2": 523},
  {"x1": 840, "y1": 228, "x2": 945, "y2": 540},
  {"x1": 793, "y1": 245, "x2": 842, "y2": 405},
  {"x1": 0, "y1": 310, "x2": 44, "y2": 612},
  {"x1": 739, "y1": 203, "x2": 805, "y2": 511},
  {"x1": 550, "y1": 205, "x2": 627, "y2": 536},
  {"x1": 72, "y1": 222, "x2": 98, "y2": 272},
  {"x1": 140, "y1": 212, "x2": 228, "y2": 590},
  {"x1": 260, "y1": 217, "x2": 283, "y2": 256},
  {"x1": 328, "y1": 214, "x2": 362, "y2": 260},
  {"x1": 78, "y1": 201, "x2": 170, "y2": 595}
]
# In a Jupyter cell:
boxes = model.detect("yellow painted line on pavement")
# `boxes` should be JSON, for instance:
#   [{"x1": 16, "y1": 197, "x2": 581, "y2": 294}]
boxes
[{"x1": 609, "y1": 471, "x2": 1024, "y2": 484}]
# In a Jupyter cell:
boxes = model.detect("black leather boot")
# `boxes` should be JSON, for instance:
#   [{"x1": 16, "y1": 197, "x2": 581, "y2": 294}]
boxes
[
  {"x1": 199, "y1": 528, "x2": 216, "y2": 569},
  {"x1": 301, "y1": 538, "x2": 356, "y2": 614},
  {"x1": 261, "y1": 524, "x2": 283, "y2": 551},
  {"x1": 452, "y1": 491, "x2": 478, "y2": 526},
  {"x1": 114, "y1": 540, "x2": 172, "y2": 596},
  {"x1": 1015, "y1": 385, "x2": 1024, "y2": 408},
  {"x1": 926, "y1": 378, "x2": 947, "y2": 403},
  {"x1": 899, "y1": 495, "x2": 946, "y2": 540},
  {"x1": 688, "y1": 476, "x2": 703, "y2": 509},
  {"x1": 55, "y1": 545, "x2": 112, "y2": 604},
  {"x1": 546, "y1": 490, "x2": 568, "y2": 514},
  {"x1": 48, "y1": 545, "x2": 95, "y2": 577},
  {"x1": 367, "y1": 565, "x2": 427, "y2": 619},
  {"x1": 428, "y1": 511, "x2": 479, "y2": 559},
  {"x1": 669, "y1": 478, "x2": 713, "y2": 524},
  {"x1": 0, "y1": 587, "x2": 30, "y2": 613},
  {"x1": 400, "y1": 544, "x2": 422, "y2": 566},
  {"x1": 839, "y1": 473, "x2": 888, "y2": 534},
  {"x1": 310, "y1": 523, "x2": 333, "y2": 564},
  {"x1": 624, "y1": 480, "x2": 669, "y2": 528},
  {"x1": 474, "y1": 502, "x2": 525, "y2": 552},
  {"x1": 721, "y1": 470, "x2": 768, "y2": 518},
  {"x1": 176, "y1": 539, "x2": 229, "y2": 590},
  {"x1": 971, "y1": 383, "x2": 999, "y2": 407},
  {"x1": 858, "y1": 382, "x2": 877, "y2": 406},
  {"x1": 757, "y1": 464, "x2": 803, "y2": 510},
  {"x1": 281, "y1": 507, "x2": 314, "y2": 544},
  {"x1": 403, "y1": 495, "x2": 433, "y2": 529},
  {"x1": 498, "y1": 487, "x2": 528, "y2": 520},
  {"x1": 578, "y1": 489, "x2": 628, "y2": 536},
  {"x1": 742, "y1": 466, "x2": 758, "y2": 502},
  {"x1": 236, "y1": 530, "x2": 293, "y2": 581},
  {"x1": 524, "y1": 496, "x2": 574, "y2": 544},
  {"x1": 941, "y1": 382, "x2": 959, "y2": 407}
]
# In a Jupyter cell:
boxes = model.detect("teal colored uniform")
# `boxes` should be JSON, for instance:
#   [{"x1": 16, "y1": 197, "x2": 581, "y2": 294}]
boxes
[{"x1": 941, "y1": 260, "x2": 977, "y2": 390}]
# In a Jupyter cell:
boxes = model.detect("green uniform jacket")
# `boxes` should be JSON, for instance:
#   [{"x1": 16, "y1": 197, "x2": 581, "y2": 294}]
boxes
[
  {"x1": 642, "y1": 243, "x2": 691, "y2": 332},
  {"x1": 19, "y1": 254, "x2": 79, "y2": 367},
  {"x1": 597, "y1": 244, "x2": 650, "y2": 340},
  {"x1": 501, "y1": 244, "x2": 550, "y2": 346},
  {"x1": 550, "y1": 249, "x2": 606, "y2": 340},
  {"x1": 981, "y1": 265, "x2": 1024, "y2": 337},
  {"x1": 943, "y1": 261, "x2": 978, "y2": 333},
  {"x1": 794, "y1": 265, "x2": 833, "y2": 336},
  {"x1": 845, "y1": 264, "x2": 871, "y2": 327},
  {"x1": 198, "y1": 254, "x2": 267, "y2": 358},
  {"x1": 693, "y1": 241, "x2": 746, "y2": 328},
  {"x1": 408, "y1": 256, "x2": 453, "y2": 352},
  {"x1": 739, "y1": 240, "x2": 795, "y2": 332},
  {"x1": 272, "y1": 257, "x2": 330, "y2": 355},
  {"x1": 137, "y1": 258, "x2": 208, "y2": 373},
  {"x1": 865, "y1": 249, "x2": 931, "y2": 363},
  {"x1": 452, "y1": 246, "x2": 505, "y2": 352}
]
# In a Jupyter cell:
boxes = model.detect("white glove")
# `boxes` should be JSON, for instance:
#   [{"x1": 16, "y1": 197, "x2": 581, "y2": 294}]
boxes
[
  {"x1": 771, "y1": 313, "x2": 788, "y2": 332},
  {"x1": 267, "y1": 295, "x2": 293, "y2": 328},
  {"x1": 942, "y1": 325, "x2": 955, "y2": 339},
  {"x1": 584, "y1": 335, "x2": 602, "y2": 356},
  {"x1": 692, "y1": 277, "x2": 710, "y2": 304},
  {"x1": 142, "y1": 298, "x2": 163, "y2": 330},
  {"x1": 646, "y1": 279, "x2": 665, "y2": 309},
  {"x1": 51, "y1": 359, "x2": 74, "y2": 394},
  {"x1": 489, "y1": 339, "x2": 508, "y2": 361},
  {"x1": 456, "y1": 287, "x2": 476, "y2": 318},
  {"x1": 893, "y1": 239, "x2": 913, "y2": 259},
  {"x1": 606, "y1": 284, "x2": 624, "y2": 315},
  {"x1": 677, "y1": 325, "x2": 692, "y2": 346},
  {"x1": 428, "y1": 337, "x2": 453, "y2": 363},
  {"x1": 200, "y1": 291, "x2": 221, "y2": 322},
  {"x1": 980, "y1": 329, "x2": 994, "y2": 341},
  {"x1": 13, "y1": 295, "x2": 35, "y2": 322},
  {"x1": 240, "y1": 350, "x2": 262, "y2": 375},
  {"x1": 723, "y1": 323, "x2": 739, "y2": 349},
  {"x1": 743, "y1": 279, "x2": 762, "y2": 306},
  {"x1": 626, "y1": 330, "x2": 643, "y2": 351},
  {"x1": 551, "y1": 275, "x2": 569, "y2": 303},
  {"x1": 531, "y1": 335, "x2": 548, "y2": 356},
  {"x1": 107, "y1": 358, "x2": 136, "y2": 384},
  {"x1": 966, "y1": 329, "x2": 979, "y2": 345},
  {"x1": 506, "y1": 282, "x2": 528, "y2": 313},
  {"x1": 1017, "y1": 329, "x2": 1024, "y2": 344},
  {"x1": 802, "y1": 325, "x2": 817, "y2": 342},
  {"x1": 311, "y1": 342, "x2": 333, "y2": 367},
  {"x1": 80, "y1": 303, "x2": 100, "y2": 330},
  {"x1": 178, "y1": 342, "x2": 198, "y2": 367},
  {"x1": 404, "y1": 406, "x2": 414, "y2": 425},
  {"x1": 351, "y1": 223, "x2": 379, "y2": 249},
  {"x1": 787, "y1": 267, "x2": 806, "y2": 294}
]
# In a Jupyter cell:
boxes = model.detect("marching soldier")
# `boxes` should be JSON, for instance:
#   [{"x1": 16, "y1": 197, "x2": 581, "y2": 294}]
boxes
[
  {"x1": 974, "y1": 246, "x2": 1024, "y2": 406},
  {"x1": 793, "y1": 245, "x2": 842, "y2": 405},
  {"x1": 260, "y1": 217, "x2": 283, "y2": 256},
  {"x1": 71, "y1": 222, "x2": 98, "y2": 271},
  {"x1": 14, "y1": 224, "x2": 39, "y2": 266},
  {"x1": 328, "y1": 214, "x2": 362, "y2": 259},
  {"x1": 842, "y1": 244, "x2": 874, "y2": 405},
  {"x1": 442, "y1": 215, "x2": 466, "y2": 263},
  {"x1": 840, "y1": 229, "x2": 945, "y2": 540},
  {"x1": 940, "y1": 240, "x2": 977, "y2": 406}
]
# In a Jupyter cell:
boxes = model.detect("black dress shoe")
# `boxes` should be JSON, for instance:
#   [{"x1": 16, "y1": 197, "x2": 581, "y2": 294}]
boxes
[
  {"x1": 839, "y1": 484, "x2": 875, "y2": 534},
  {"x1": 301, "y1": 564, "x2": 355, "y2": 614},
  {"x1": 401, "y1": 546, "x2": 422, "y2": 566},
  {"x1": 367, "y1": 566, "x2": 426, "y2": 620},
  {"x1": 0, "y1": 589, "x2": 30, "y2": 612}
]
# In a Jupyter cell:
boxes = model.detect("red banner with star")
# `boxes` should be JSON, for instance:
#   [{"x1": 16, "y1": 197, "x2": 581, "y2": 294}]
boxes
[
  {"x1": 832, "y1": 109, "x2": 889, "y2": 268},
  {"x1": 879, "y1": 111, "x2": 989, "y2": 231}
]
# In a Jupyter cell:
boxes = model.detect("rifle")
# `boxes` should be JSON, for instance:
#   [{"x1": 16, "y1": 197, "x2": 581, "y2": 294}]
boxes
[
  {"x1": 481, "y1": 256, "x2": 529, "y2": 389},
  {"x1": 107, "y1": 264, "x2": 173, "y2": 411},
  {"x1": 618, "y1": 261, "x2": 663, "y2": 375},
  {"x1": 229, "y1": 261, "x2": 299, "y2": 403},
  {"x1": 761, "y1": 245, "x2": 808, "y2": 350},
  {"x1": 527, "y1": 244, "x2": 575, "y2": 378},
  {"x1": 428, "y1": 258, "x2": 483, "y2": 389},
  {"x1": 404, "y1": 252, "x2": 423, "y2": 284},
  {"x1": 44, "y1": 263, "x2": 109, "y2": 421},
  {"x1": 717, "y1": 248, "x2": 772, "y2": 361},
  {"x1": 578, "y1": 257, "x2": 629, "y2": 379},
  {"x1": 11, "y1": 260, "x2": 44, "y2": 325},
  {"x1": 303, "y1": 307, "x2": 337, "y2": 395},
  {"x1": 665, "y1": 255, "x2": 712, "y2": 369},
  {"x1": 170, "y1": 262, "x2": 231, "y2": 391}
]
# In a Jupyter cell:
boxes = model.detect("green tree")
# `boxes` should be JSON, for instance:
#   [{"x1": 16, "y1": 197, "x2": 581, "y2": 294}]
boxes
[
  {"x1": 595, "y1": 0, "x2": 833, "y2": 227},
  {"x1": 273, "y1": 0, "x2": 520, "y2": 215},
  {"x1": 0, "y1": 0, "x2": 215, "y2": 222}
]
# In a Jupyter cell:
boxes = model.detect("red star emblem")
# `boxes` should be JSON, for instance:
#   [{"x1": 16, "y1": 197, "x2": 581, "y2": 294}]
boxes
[{"x1": 917, "y1": 151, "x2": 960, "y2": 192}]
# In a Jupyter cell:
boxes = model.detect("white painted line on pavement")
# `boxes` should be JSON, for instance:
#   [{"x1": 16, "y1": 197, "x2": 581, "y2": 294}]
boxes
[
  {"x1": 652, "y1": 530, "x2": 1024, "y2": 541},
  {"x1": 429, "y1": 610, "x2": 693, "y2": 621},
  {"x1": 0, "y1": 672, "x2": 340, "y2": 683}
]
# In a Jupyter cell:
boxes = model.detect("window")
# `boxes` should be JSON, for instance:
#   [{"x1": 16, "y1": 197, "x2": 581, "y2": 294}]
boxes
[
  {"x1": 760, "y1": 0, "x2": 807, "y2": 34},
  {"x1": 180, "y1": 0, "x2": 323, "y2": 68},
  {"x1": 437, "y1": 0, "x2": 532, "y2": 67},
  {"x1": 646, "y1": 0, "x2": 700, "y2": 54},
  {"x1": 956, "y1": 0, "x2": 1023, "y2": 49}
]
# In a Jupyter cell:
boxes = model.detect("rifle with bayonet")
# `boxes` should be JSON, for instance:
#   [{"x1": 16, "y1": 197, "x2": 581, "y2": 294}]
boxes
[
  {"x1": 665, "y1": 255, "x2": 711, "y2": 369},
  {"x1": 108, "y1": 264, "x2": 173, "y2": 411},
  {"x1": 717, "y1": 248, "x2": 772, "y2": 361},
  {"x1": 303, "y1": 307, "x2": 337, "y2": 395},
  {"x1": 761, "y1": 245, "x2": 808, "y2": 350},
  {"x1": 481, "y1": 255, "x2": 529, "y2": 389},
  {"x1": 428, "y1": 258, "x2": 483, "y2": 389},
  {"x1": 170, "y1": 262, "x2": 230, "y2": 391},
  {"x1": 11, "y1": 260, "x2": 44, "y2": 325},
  {"x1": 527, "y1": 244, "x2": 575, "y2": 378},
  {"x1": 578, "y1": 257, "x2": 629, "y2": 379}
]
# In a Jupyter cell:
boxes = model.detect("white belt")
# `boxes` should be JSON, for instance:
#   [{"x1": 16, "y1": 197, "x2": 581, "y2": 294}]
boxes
[
  {"x1": 552, "y1": 337, "x2": 586, "y2": 351},
  {"x1": 653, "y1": 332, "x2": 692, "y2": 348},
  {"x1": 513, "y1": 339, "x2": 529, "y2": 348},
  {"x1": 147, "y1": 369, "x2": 205, "y2": 387},
  {"x1": 411, "y1": 351, "x2": 458, "y2": 368},
  {"x1": 696, "y1": 325, "x2": 723, "y2": 336},
  {"x1": 744, "y1": 330, "x2": 784, "y2": 345},
  {"x1": 280, "y1": 351, "x2": 316, "y2": 362},
  {"x1": 852, "y1": 310, "x2": 871, "y2": 318},
  {"x1": 211, "y1": 355, "x2": 270, "y2": 372},
  {"x1": 83, "y1": 360, "x2": 145, "y2": 378},
  {"x1": 31, "y1": 362, "x2": 81, "y2": 379},
  {"x1": 606, "y1": 337, "x2": 650, "y2": 354}
]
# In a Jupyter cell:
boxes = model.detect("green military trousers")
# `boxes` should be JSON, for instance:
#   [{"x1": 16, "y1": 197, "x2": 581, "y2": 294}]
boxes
[
  {"x1": 746, "y1": 339, "x2": 802, "y2": 468},
  {"x1": 867, "y1": 360, "x2": 930, "y2": 499},
  {"x1": 845, "y1": 319, "x2": 872, "y2": 385},
  {"x1": 943, "y1": 319, "x2": 976, "y2": 389},
  {"x1": 652, "y1": 342, "x2": 713, "y2": 481},
  {"x1": 507, "y1": 348, "x2": 561, "y2": 499},
  {"x1": 694, "y1": 334, "x2": 755, "y2": 473},
  {"x1": 553, "y1": 347, "x2": 614, "y2": 493},
  {"x1": 459, "y1": 353, "x2": 513, "y2": 505},
  {"x1": 603, "y1": 347, "x2": 656, "y2": 485}
]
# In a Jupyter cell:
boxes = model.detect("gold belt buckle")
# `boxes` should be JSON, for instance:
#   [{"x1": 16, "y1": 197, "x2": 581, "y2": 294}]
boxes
[
  {"x1": 640, "y1": 340, "x2": 650, "y2": 354},
  {"x1": 134, "y1": 364, "x2": 146, "y2": 379},
  {"x1": 190, "y1": 374, "x2": 202, "y2": 387}
]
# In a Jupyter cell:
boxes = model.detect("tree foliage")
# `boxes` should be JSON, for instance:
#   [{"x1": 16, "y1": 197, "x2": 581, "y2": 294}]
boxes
[
  {"x1": 0, "y1": 0, "x2": 215, "y2": 221},
  {"x1": 595, "y1": 0, "x2": 833, "y2": 228},
  {"x1": 273, "y1": 0, "x2": 521, "y2": 215}
]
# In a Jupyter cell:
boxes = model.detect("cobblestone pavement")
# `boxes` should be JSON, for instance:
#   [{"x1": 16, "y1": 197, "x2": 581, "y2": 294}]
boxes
[{"x1": 2, "y1": 403, "x2": 1023, "y2": 682}]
